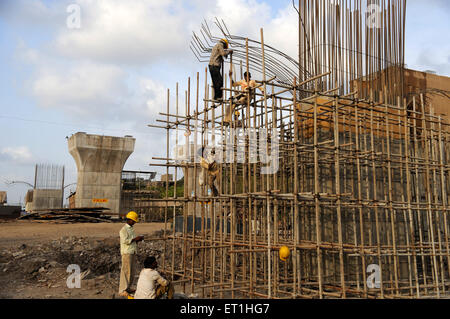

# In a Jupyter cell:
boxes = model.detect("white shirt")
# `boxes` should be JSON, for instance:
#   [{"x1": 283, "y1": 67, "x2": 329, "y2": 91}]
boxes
[
  {"x1": 119, "y1": 224, "x2": 137, "y2": 255},
  {"x1": 134, "y1": 268, "x2": 168, "y2": 299}
]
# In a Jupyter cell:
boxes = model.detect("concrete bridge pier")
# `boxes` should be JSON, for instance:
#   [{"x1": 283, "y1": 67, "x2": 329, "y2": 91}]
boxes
[{"x1": 68, "y1": 132, "x2": 135, "y2": 216}]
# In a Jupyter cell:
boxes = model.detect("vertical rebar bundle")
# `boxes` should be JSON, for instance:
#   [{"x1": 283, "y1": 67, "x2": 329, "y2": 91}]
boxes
[
  {"x1": 34, "y1": 163, "x2": 65, "y2": 190},
  {"x1": 296, "y1": 0, "x2": 406, "y2": 102}
]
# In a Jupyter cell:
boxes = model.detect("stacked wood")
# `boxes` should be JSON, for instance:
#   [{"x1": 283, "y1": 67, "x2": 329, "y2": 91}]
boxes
[{"x1": 18, "y1": 207, "x2": 116, "y2": 223}]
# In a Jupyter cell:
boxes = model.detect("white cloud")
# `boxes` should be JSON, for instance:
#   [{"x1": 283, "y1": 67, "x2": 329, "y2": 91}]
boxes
[
  {"x1": 264, "y1": 5, "x2": 298, "y2": 59},
  {"x1": 18, "y1": 39, "x2": 169, "y2": 125},
  {"x1": 16, "y1": 41, "x2": 41, "y2": 64},
  {"x1": 0, "y1": 146, "x2": 33, "y2": 164},
  {"x1": 413, "y1": 50, "x2": 450, "y2": 76},
  {"x1": 30, "y1": 61, "x2": 128, "y2": 118},
  {"x1": 135, "y1": 77, "x2": 167, "y2": 120},
  {"x1": 16, "y1": 0, "x2": 300, "y2": 118},
  {"x1": 405, "y1": 0, "x2": 450, "y2": 76},
  {"x1": 54, "y1": 0, "x2": 192, "y2": 65},
  {"x1": 51, "y1": 0, "x2": 293, "y2": 67},
  {"x1": 206, "y1": 0, "x2": 272, "y2": 37}
]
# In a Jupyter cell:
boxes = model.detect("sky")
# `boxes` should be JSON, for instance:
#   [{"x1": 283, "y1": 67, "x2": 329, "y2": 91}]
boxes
[{"x1": 0, "y1": 0, "x2": 449, "y2": 206}]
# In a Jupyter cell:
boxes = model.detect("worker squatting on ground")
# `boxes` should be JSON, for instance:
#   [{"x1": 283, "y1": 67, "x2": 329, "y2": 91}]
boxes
[
  {"x1": 198, "y1": 147, "x2": 219, "y2": 197},
  {"x1": 118, "y1": 211, "x2": 144, "y2": 297},
  {"x1": 225, "y1": 71, "x2": 265, "y2": 125},
  {"x1": 208, "y1": 38, "x2": 233, "y2": 102},
  {"x1": 134, "y1": 256, "x2": 174, "y2": 299}
]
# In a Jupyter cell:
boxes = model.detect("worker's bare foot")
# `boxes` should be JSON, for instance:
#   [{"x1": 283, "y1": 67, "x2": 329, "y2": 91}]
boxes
[{"x1": 118, "y1": 291, "x2": 130, "y2": 297}]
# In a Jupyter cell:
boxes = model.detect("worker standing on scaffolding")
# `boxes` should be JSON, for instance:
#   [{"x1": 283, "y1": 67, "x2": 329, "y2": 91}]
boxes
[
  {"x1": 209, "y1": 38, "x2": 233, "y2": 102},
  {"x1": 225, "y1": 71, "x2": 265, "y2": 125}
]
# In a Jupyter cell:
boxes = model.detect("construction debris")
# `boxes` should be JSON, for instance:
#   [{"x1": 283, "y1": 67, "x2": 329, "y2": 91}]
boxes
[{"x1": 0, "y1": 235, "x2": 174, "y2": 299}]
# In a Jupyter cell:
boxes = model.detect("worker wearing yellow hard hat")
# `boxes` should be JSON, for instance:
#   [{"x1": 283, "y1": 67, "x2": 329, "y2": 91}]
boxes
[
  {"x1": 279, "y1": 246, "x2": 290, "y2": 261},
  {"x1": 220, "y1": 38, "x2": 229, "y2": 49},
  {"x1": 118, "y1": 211, "x2": 144, "y2": 297},
  {"x1": 126, "y1": 211, "x2": 139, "y2": 223}
]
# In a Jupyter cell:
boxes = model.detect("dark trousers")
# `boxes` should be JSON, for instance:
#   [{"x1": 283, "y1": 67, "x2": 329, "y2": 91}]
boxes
[
  {"x1": 208, "y1": 65, "x2": 223, "y2": 99},
  {"x1": 208, "y1": 163, "x2": 219, "y2": 197}
]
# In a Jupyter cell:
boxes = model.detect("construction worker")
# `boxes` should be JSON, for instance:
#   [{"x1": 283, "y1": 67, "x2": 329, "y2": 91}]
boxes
[
  {"x1": 225, "y1": 71, "x2": 265, "y2": 124},
  {"x1": 198, "y1": 147, "x2": 219, "y2": 197},
  {"x1": 118, "y1": 211, "x2": 144, "y2": 297},
  {"x1": 209, "y1": 38, "x2": 233, "y2": 102},
  {"x1": 134, "y1": 256, "x2": 174, "y2": 299}
]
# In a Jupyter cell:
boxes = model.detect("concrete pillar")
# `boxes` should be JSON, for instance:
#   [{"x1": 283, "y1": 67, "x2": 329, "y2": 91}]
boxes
[
  {"x1": 32, "y1": 189, "x2": 63, "y2": 211},
  {"x1": 68, "y1": 132, "x2": 135, "y2": 216}
]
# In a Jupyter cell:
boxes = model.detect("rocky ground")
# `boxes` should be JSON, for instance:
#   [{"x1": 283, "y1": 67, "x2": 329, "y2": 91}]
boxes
[{"x1": 0, "y1": 220, "x2": 185, "y2": 299}]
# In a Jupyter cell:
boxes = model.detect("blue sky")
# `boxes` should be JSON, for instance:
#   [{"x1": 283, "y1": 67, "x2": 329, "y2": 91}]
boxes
[{"x1": 0, "y1": 0, "x2": 449, "y2": 205}]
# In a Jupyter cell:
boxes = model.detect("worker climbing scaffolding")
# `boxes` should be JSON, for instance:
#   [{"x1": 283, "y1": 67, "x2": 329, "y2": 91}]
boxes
[
  {"x1": 198, "y1": 147, "x2": 219, "y2": 197},
  {"x1": 225, "y1": 71, "x2": 265, "y2": 125},
  {"x1": 208, "y1": 38, "x2": 233, "y2": 102}
]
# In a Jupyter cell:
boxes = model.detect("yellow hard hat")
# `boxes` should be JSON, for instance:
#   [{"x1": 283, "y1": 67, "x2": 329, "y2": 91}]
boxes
[
  {"x1": 221, "y1": 38, "x2": 229, "y2": 48},
  {"x1": 126, "y1": 211, "x2": 139, "y2": 223},
  {"x1": 279, "y1": 246, "x2": 290, "y2": 261},
  {"x1": 234, "y1": 111, "x2": 240, "y2": 116}
]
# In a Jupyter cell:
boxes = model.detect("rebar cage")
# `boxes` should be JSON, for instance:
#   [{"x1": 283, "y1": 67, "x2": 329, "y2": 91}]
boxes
[{"x1": 148, "y1": 0, "x2": 450, "y2": 299}]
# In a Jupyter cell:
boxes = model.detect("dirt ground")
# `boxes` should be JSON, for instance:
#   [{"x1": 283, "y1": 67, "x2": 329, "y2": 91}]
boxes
[
  {"x1": 0, "y1": 220, "x2": 170, "y2": 299},
  {"x1": 0, "y1": 220, "x2": 165, "y2": 247}
]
